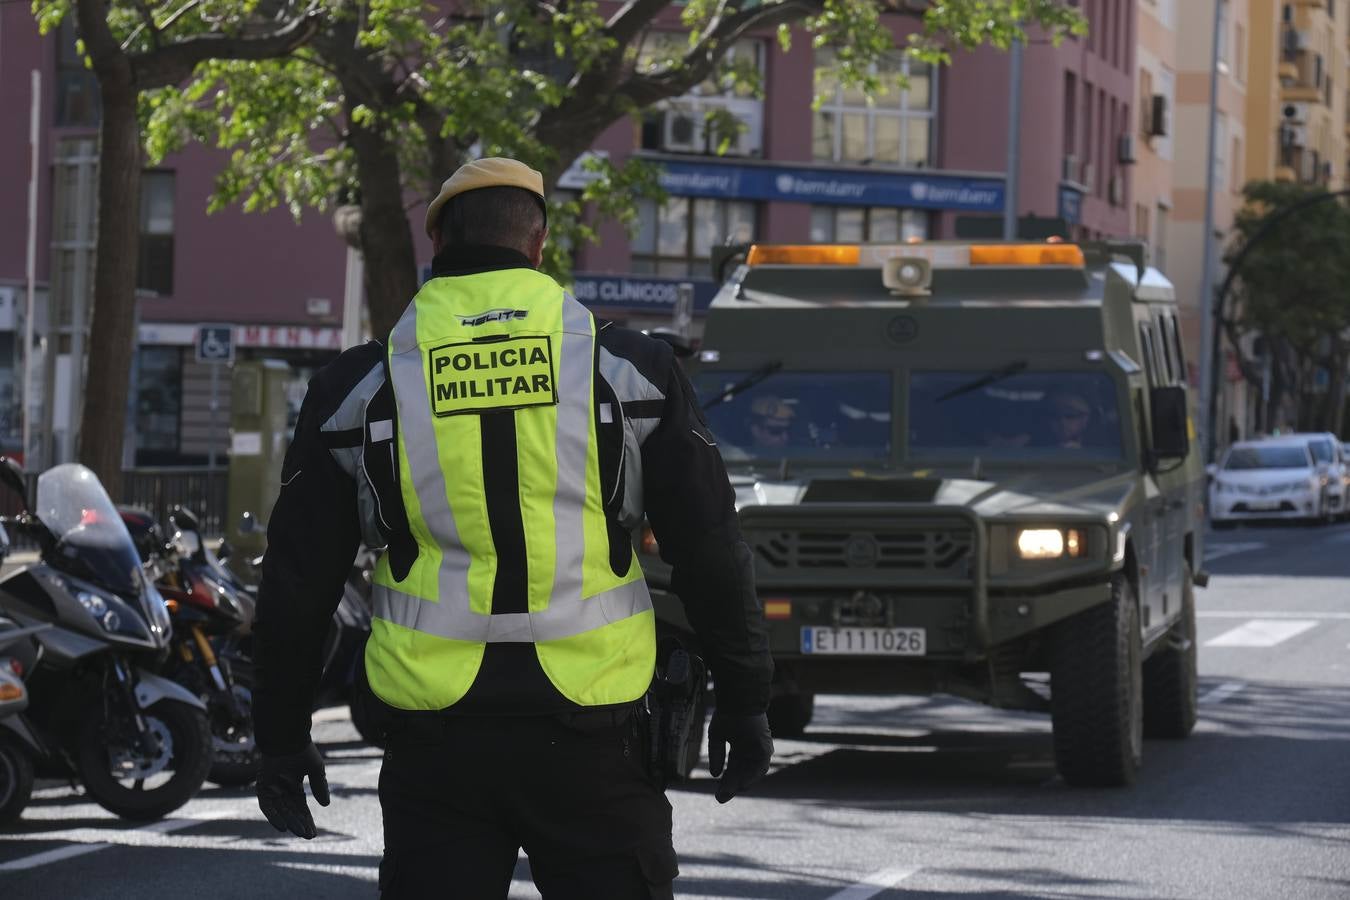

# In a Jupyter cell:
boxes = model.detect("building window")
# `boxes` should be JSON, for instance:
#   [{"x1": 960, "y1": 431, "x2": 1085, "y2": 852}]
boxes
[
  {"x1": 1217, "y1": 1, "x2": 1229, "y2": 70},
  {"x1": 638, "y1": 37, "x2": 765, "y2": 156},
  {"x1": 138, "y1": 172, "x2": 175, "y2": 295},
  {"x1": 56, "y1": 21, "x2": 100, "y2": 127},
  {"x1": 809, "y1": 206, "x2": 929, "y2": 243},
  {"x1": 1231, "y1": 135, "x2": 1243, "y2": 193},
  {"x1": 631, "y1": 197, "x2": 756, "y2": 278},
  {"x1": 135, "y1": 347, "x2": 182, "y2": 464},
  {"x1": 1155, "y1": 204, "x2": 1168, "y2": 272},
  {"x1": 1235, "y1": 22, "x2": 1246, "y2": 83},
  {"x1": 813, "y1": 49, "x2": 936, "y2": 168}
]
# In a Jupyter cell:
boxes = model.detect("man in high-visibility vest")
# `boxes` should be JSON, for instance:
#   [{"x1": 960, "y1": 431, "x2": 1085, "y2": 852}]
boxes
[{"x1": 251, "y1": 158, "x2": 774, "y2": 898}]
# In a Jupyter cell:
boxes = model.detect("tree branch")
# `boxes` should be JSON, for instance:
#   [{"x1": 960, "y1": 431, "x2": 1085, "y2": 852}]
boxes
[
  {"x1": 607, "y1": 0, "x2": 674, "y2": 47},
  {"x1": 132, "y1": 8, "x2": 322, "y2": 90}
]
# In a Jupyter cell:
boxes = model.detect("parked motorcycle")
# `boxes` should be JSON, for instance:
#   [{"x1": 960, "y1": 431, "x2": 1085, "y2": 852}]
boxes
[
  {"x1": 0, "y1": 461, "x2": 213, "y2": 820},
  {"x1": 120, "y1": 505, "x2": 259, "y2": 786},
  {"x1": 0, "y1": 615, "x2": 46, "y2": 827}
]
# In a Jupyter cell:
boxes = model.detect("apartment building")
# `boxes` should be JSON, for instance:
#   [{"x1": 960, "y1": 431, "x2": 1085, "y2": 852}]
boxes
[{"x1": 1136, "y1": 0, "x2": 1179, "y2": 274}]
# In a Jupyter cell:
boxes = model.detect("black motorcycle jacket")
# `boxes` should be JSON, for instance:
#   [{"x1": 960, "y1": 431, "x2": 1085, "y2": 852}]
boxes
[{"x1": 252, "y1": 245, "x2": 773, "y2": 756}]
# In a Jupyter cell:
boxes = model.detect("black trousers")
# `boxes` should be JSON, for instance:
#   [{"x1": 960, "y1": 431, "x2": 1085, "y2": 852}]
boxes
[{"x1": 377, "y1": 708, "x2": 678, "y2": 899}]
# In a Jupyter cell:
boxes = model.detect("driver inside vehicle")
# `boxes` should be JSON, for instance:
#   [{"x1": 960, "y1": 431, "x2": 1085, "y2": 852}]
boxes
[
  {"x1": 748, "y1": 395, "x2": 795, "y2": 449},
  {"x1": 1045, "y1": 388, "x2": 1094, "y2": 449}
]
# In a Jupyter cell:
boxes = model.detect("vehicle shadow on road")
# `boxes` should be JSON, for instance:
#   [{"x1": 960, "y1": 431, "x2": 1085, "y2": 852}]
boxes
[{"x1": 706, "y1": 678, "x2": 1350, "y2": 831}]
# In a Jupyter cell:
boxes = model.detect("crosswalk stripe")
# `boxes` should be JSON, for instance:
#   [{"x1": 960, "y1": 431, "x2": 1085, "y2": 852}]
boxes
[{"x1": 1204, "y1": 619, "x2": 1318, "y2": 648}]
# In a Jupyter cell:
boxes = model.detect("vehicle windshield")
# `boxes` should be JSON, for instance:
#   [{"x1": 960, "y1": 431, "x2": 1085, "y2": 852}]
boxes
[
  {"x1": 36, "y1": 464, "x2": 145, "y2": 598},
  {"x1": 693, "y1": 371, "x2": 892, "y2": 462},
  {"x1": 1308, "y1": 439, "x2": 1334, "y2": 464},
  {"x1": 908, "y1": 371, "x2": 1124, "y2": 462},
  {"x1": 1224, "y1": 446, "x2": 1311, "y2": 470}
]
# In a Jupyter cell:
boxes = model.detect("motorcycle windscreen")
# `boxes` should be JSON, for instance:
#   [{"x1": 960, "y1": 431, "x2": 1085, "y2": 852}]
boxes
[{"x1": 36, "y1": 464, "x2": 145, "y2": 599}]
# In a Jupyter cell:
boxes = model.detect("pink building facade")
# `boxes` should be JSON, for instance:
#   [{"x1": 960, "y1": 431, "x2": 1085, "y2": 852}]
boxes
[{"x1": 0, "y1": 4, "x2": 1135, "y2": 465}]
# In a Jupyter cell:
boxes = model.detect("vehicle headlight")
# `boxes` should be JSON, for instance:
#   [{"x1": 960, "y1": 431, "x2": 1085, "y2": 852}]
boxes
[
  {"x1": 76, "y1": 588, "x2": 151, "y2": 641},
  {"x1": 1015, "y1": 528, "x2": 1087, "y2": 560},
  {"x1": 76, "y1": 590, "x2": 107, "y2": 617}
]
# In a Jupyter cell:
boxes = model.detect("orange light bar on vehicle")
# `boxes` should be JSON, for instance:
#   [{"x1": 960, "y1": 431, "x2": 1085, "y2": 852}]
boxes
[
  {"x1": 968, "y1": 244, "x2": 1085, "y2": 267},
  {"x1": 746, "y1": 244, "x2": 861, "y2": 266},
  {"x1": 763, "y1": 599, "x2": 792, "y2": 620}
]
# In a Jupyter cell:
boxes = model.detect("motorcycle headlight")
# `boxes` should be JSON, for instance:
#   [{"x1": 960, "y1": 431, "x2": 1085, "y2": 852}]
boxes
[
  {"x1": 76, "y1": 588, "x2": 151, "y2": 641},
  {"x1": 1015, "y1": 527, "x2": 1087, "y2": 561},
  {"x1": 76, "y1": 590, "x2": 108, "y2": 617}
]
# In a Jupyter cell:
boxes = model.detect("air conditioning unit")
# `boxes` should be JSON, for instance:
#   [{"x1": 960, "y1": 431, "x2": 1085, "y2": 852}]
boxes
[
  {"x1": 710, "y1": 97, "x2": 764, "y2": 157},
  {"x1": 660, "y1": 97, "x2": 764, "y2": 157},
  {"x1": 1062, "y1": 154, "x2": 1079, "y2": 182},
  {"x1": 1283, "y1": 124, "x2": 1309, "y2": 147},
  {"x1": 661, "y1": 104, "x2": 703, "y2": 153},
  {"x1": 1296, "y1": 29, "x2": 1313, "y2": 50},
  {"x1": 1148, "y1": 94, "x2": 1168, "y2": 137},
  {"x1": 1118, "y1": 134, "x2": 1137, "y2": 165},
  {"x1": 1108, "y1": 174, "x2": 1125, "y2": 207},
  {"x1": 1283, "y1": 102, "x2": 1311, "y2": 124}
]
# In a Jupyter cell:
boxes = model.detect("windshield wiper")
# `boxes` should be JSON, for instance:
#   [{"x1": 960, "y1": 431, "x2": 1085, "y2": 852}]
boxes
[
  {"x1": 936, "y1": 360, "x2": 1028, "y2": 403},
  {"x1": 703, "y1": 360, "x2": 783, "y2": 409}
]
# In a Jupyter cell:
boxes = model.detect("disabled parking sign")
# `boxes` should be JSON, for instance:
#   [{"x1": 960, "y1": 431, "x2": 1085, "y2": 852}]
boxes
[{"x1": 196, "y1": 325, "x2": 235, "y2": 364}]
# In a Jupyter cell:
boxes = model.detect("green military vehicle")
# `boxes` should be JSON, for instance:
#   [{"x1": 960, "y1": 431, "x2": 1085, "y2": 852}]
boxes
[{"x1": 643, "y1": 240, "x2": 1206, "y2": 787}]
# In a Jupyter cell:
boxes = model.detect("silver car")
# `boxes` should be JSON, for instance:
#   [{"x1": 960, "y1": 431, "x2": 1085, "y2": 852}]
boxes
[{"x1": 1209, "y1": 439, "x2": 1326, "y2": 527}]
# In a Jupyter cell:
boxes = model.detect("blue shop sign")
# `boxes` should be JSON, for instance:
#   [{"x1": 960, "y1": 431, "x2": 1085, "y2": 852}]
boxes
[
  {"x1": 655, "y1": 160, "x2": 1005, "y2": 212},
  {"x1": 571, "y1": 275, "x2": 719, "y2": 312},
  {"x1": 1058, "y1": 185, "x2": 1084, "y2": 225}
]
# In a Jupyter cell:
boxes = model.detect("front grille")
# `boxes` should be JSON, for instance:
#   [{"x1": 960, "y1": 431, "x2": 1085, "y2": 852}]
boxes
[{"x1": 753, "y1": 528, "x2": 974, "y2": 573}]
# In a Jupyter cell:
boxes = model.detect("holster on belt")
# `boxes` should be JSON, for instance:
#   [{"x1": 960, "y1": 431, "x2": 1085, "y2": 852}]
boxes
[{"x1": 644, "y1": 636, "x2": 706, "y2": 788}]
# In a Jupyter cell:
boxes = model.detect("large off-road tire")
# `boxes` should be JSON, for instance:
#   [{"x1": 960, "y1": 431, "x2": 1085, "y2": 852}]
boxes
[
  {"x1": 1143, "y1": 571, "x2": 1198, "y2": 739},
  {"x1": 1050, "y1": 577, "x2": 1143, "y2": 787},
  {"x1": 767, "y1": 692, "x2": 815, "y2": 738},
  {"x1": 77, "y1": 700, "x2": 213, "y2": 821},
  {"x1": 0, "y1": 733, "x2": 34, "y2": 829}
]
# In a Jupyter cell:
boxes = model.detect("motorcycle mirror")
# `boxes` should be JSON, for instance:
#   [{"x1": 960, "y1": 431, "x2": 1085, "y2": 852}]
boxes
[
  {"x1": 170, "y1": 505, "x2": 201, "y2": 533},
  {"x1": 0, "y1": 457, "x2": 28, "y2": 511}
]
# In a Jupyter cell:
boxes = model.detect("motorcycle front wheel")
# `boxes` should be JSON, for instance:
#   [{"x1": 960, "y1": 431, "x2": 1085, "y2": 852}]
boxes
[
  {"x1": 208, "y1": 684, "x2": 261, "y2": 787},
  {"x1": 77, "y1": 699, "x2": 212, "y2": 821},
  {"x1": 0, "y1": 732, "x2": 34, "y2": 829}
]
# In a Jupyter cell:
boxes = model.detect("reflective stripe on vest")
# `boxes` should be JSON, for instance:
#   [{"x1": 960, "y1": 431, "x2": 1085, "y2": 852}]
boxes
[{"x1": 366, "y1": 268, "x2": 653, "y2": 711}]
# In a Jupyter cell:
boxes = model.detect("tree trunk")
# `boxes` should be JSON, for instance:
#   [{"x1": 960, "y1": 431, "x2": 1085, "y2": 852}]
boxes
[
  {"x1": 348, "y1": 113, "x2": 418, "y2": 340},
  {"x1": 77, "y1": 67, "x2": 141, "y2": 501}
]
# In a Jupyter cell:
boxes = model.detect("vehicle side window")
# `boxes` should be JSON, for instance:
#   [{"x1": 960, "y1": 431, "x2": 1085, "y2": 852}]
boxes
[
  {"x1": 1169, "y1": 313, "x2": 1188, "y2": 382},
  {"x1": 1155, "y1": 315, "x2": 1176, "y2": 384},
  {"x1": 1139, "y1": 323, "x2": 1160, "y2": 388}
]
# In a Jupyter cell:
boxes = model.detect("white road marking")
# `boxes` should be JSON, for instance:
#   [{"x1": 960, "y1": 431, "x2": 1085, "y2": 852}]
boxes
[
  {"x1": 1204, "y1": 542, "x2": 1266, "y2": 561},
  {"x1": 1205, "y1": 619, "x2": 1318, "y2": 647},
  {"x1": 1199, "y1": 682, "x2": 1246, "y2": 705},
  {"x1": 275, "y1": 862, "x2": 378, "y2": 881},
  {"x1": 311, "y1": 706, "x2": 352, "y2": 723},
  {"x1": 825, "y1": 866, "x2": 921, "y2": 900},
  {"x1": 0, "y1": 809, "x2": 236, "y2": 872},
  {"x1": 1199, "y1": 611, "x2": 1350, "y2": 620}
]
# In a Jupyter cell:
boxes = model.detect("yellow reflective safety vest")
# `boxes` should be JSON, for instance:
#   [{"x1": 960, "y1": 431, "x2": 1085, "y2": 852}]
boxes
[{"x1": 364, "y1": 268, "x2": 655, "y2": 711}]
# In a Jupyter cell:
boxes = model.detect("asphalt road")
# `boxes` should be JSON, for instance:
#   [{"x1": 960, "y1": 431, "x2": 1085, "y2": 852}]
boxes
[{"x1": 2, "y1": 522, "x2": 1348, "y2": 899}]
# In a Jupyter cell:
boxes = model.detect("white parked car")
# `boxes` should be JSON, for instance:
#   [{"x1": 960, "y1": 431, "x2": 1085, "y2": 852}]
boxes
[
  {"x1": 1209, "y1": 438, "x2": 1327, "y2": 527},
  {"x1": 1289, "y1": 432, "x2": 1347, "y2": 517}
]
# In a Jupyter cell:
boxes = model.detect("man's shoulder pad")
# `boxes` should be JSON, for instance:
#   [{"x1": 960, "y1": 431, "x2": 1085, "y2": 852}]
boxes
[
  {"x1": 309, "y1": 341, "x2": 386, "y2": 419},
  {"x1": 597, "y1": 324, "x2": 672, "y2": 390}
]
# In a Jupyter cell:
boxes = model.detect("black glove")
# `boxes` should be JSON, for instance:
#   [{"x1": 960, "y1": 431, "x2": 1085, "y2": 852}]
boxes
[
  {"x1": 256, "y1": 740, "x2": 330, "y2": 839},
  {"x1": 707, "y1": 711, "x2": 773, "y2": 803}
]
